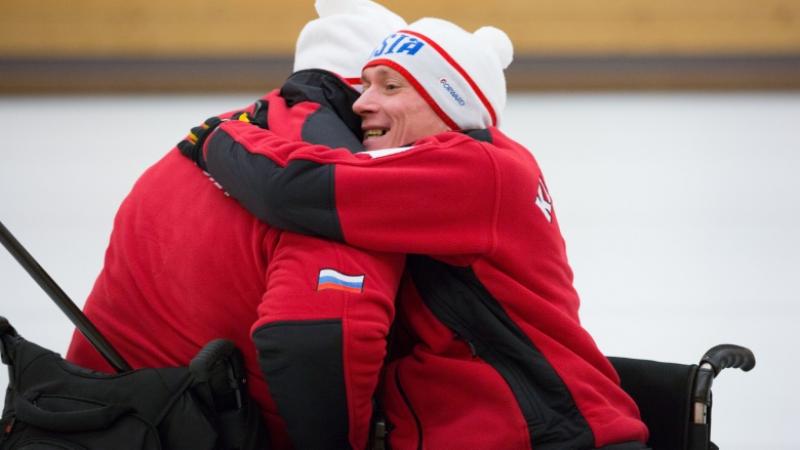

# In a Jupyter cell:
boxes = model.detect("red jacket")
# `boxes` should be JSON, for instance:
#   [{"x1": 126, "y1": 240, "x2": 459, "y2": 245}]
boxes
[
  {"x1": 198, "y1": 122, "x2": 650, "y2": 449},
  {"x1": 67, "y1": 70, "x2": 404, "y2": 450}
]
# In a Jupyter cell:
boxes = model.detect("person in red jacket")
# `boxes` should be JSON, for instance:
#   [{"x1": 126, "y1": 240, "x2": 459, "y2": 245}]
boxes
[
  {"x1": 67, "y1": 1, "x2": 408, "y2": 449},
  {"x1": 190, "y1": 17, "x2": 650, "y2": 450}
]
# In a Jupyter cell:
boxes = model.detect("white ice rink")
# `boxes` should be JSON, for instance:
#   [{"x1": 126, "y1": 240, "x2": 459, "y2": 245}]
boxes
[{"x1": 1, "y1": 92, "x2": 798, "y2": 449}]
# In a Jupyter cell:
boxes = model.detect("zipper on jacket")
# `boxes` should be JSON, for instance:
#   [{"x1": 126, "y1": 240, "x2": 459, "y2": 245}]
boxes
[
  {"x1": 443, "y1": 304, "x2": 545, "y2": 430},
  {"x1": 453, "y1": 330, "x2": 543, "y2": 426},
  {"x1": 394, "y1": 364, "x2": 423, "y2": 450},
  {"x1": 407, "y1": 256, "x2": 594, "y2": 448},
  {"x1": 453, "y1": 332, "x2": 478, "y2": 358}
]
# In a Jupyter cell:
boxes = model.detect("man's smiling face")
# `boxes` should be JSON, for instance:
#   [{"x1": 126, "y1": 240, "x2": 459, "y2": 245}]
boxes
[{"x1": 353, "y1": 65, "x2": 451, "y2": 150}]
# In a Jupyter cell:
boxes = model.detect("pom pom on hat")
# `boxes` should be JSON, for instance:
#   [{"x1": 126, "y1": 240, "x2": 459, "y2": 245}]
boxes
[
  {"x1": 364, "y1": 17, "x2": 514, "y2": 130},
  {"x1": 294, "y1": 0, "x2": 406, "y2": 84},
  {"x1": 316, "y1": 0, "x2": 395, "y2": 17},
  {"x1": 315, "y1": 0, "x2": 351, "y2": 16},
  {"x1": 473, "y1": 26, "x2": 513, "y2": 69}
]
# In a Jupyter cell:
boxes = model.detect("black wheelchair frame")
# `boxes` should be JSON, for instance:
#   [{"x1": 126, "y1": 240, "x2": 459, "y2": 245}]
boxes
[{"x1": 610, "y1": 344, "x2": 755, "y2": 450}]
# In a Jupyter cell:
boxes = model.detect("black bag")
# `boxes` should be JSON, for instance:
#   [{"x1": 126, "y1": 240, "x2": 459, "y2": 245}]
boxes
[{"x1": 0, "y1": 317, "x2": 268, "y2": 450}]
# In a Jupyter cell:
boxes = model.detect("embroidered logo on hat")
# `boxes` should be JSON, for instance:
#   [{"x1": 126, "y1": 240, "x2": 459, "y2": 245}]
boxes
[
  {"x1": 364, "y1": 19, "x2": 511, "y2": 131},
  {"x1": 440, "y1": 78, "x2": 466, "y2": 106},
  {"x1": 372, "y1": 33, "x2": 426, "y2": 58}
]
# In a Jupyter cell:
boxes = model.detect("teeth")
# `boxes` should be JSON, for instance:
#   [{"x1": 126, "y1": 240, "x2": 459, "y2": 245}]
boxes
[{"x1": 365, "y1": 129, "x2": 386, "y2": 138}]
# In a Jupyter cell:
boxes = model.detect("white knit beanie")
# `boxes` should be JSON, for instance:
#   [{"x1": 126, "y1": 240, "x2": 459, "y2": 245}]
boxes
[
  {"x1": 294, "y1": 0, "x2": 407, "y2": 88},
  {"x1": 364, "y1": 17, "x2": 513, "y2": 130}
]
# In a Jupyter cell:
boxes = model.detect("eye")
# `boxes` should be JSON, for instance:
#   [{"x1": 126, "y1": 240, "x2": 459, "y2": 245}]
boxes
[{"x1": 385, "y1": 83, "x2": 400, "y2": 92}]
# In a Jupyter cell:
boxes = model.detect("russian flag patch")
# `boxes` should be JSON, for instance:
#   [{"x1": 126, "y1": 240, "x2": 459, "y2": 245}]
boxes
[{"x1": 317, "y1": 269, "x2": 365, "y2": 293}]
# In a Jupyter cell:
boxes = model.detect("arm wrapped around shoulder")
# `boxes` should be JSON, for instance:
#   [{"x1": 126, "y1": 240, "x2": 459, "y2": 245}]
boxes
[{"x1": 177, "y1": 99, "x2": 269, "y2": 170}]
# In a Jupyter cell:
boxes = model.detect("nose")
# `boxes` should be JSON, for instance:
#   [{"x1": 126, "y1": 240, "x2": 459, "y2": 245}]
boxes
[{"x1": 353, "y1": 86, "x2": 378, "y2": 117}]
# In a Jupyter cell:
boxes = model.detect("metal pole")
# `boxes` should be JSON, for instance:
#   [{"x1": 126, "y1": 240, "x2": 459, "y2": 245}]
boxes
[{"x1": 0, "y1": 220, "x2": 131, "y2": 373}]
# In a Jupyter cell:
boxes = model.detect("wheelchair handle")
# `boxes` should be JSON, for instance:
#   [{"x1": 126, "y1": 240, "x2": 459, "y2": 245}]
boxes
[
  {"x1": 189, "y1": 339, "x2": 237, "y2": 383},
  {"x1": 189, "y1": 339, "x2": 246, "y2": 411},
  {"x1": 692, "y1": 343, "x2": 756, "y2": 425},
  {"x1": 700, "y1": 344, "x2": 756, "y2": 376}
]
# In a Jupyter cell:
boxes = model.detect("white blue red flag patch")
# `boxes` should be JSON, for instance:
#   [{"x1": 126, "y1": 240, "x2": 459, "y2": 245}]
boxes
[{"x1": 317, "y1": 269, "x2": 365, "y2": 293}]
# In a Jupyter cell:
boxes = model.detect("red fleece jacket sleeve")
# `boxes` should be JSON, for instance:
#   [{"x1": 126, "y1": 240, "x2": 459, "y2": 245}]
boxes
[{"x1": 204, "y1": 121, "x2": 498, "y2": 255}]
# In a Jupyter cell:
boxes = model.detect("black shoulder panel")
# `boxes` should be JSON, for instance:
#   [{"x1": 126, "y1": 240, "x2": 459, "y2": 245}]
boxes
[
  {"x1": 252, "y1": 319, "x2": 351, "y2": 450},
  {"x1": 463, "y1": 129, "x2": 493, "y2": 143},
  {"x1": 407, "y1": 255, "x2": 594, "y2": 450},
  {"x1": 281, "y1": 69, "x2": 363, "y2": 145},
  {"x1": 302, "y1": 106, "x2": 365, "y2": 153},
  {"x1": 205, "y1": 130, "x2": 345, "y2": 241}
]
